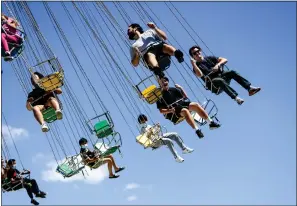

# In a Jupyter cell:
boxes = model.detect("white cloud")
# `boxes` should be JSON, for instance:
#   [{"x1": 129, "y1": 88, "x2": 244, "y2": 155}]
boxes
[
  {"x1": 127, "y1": 195, "x2": 137, "y2": 202},
  {"x1": 2, "y1": 125, "x2": 29, "y2": 143},
  {"x1": 125, "y1": 183, "x2": 140, "y2": 191},
  {"x1": 32, "y1": 153, "x2": 53, "y2": 163},
  {"x1": 41, "y1": 156, "x2": 108, "y2": 185}
]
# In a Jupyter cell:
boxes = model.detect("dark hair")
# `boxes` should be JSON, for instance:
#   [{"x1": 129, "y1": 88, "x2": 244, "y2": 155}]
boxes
[
  {"x1": 137, "y1": 114, "x2": 148, "y2": 124},
  {"x1": 161, "y1": 76, "x2": 169, "y2": 82},
  {"x1": 189, "y1": 45, "x2": 202, "y2": 57},
  {"x1": 30, "y1": 72, "x2": 44, "y2": 87},
  {"x1": 79, "y1": 137, "x2": 88, "y2": 146},
  {"x1": 7, "y1": 159, "x2": 16, "y2": 166},
  {"x1": 128, "y1": 23, "x2": 144, "y2": 34}
]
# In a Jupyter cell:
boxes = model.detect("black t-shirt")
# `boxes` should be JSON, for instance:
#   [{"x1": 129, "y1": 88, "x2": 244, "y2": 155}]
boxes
[
  {"x1": 27, "y1": 87, "x2": 54, "y2": 106},
  {"x1": 194, "y1": 56, "x2": 220, "y2": 81},
  {"x1": 80, "y1": 148, "x2": 96, "y2": 160},
  {"x1": 156, "y1": 87, "x2": 184, "y2": 109}
]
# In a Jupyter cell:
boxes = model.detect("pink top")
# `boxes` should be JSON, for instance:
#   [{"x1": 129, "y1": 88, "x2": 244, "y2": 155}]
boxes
[{"x1": 2, "y1": 17, "x2": 18, "y2": 35}]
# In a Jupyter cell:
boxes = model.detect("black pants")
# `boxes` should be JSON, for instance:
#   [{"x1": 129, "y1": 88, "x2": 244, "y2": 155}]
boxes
[
  {"x1": 208, "y1": 70, "x2": 251, "y2": 99},
  {"x1": 12, "y1": 178, "x2": 40, "y2": 199}
]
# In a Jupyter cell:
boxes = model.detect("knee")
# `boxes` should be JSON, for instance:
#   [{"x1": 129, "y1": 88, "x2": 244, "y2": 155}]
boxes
[
  {"x1": 48, "y1": 97, "x2": 56, "y2": 101},
  {"x1": 228, "y1": 70, "x2": 238, "y2": 75},
  {"x1": 181, "y1": 108, "x2": 190, "y2": 116},
  {"x1": 1, "y1": 33, "x2": 6, "y2": 38},
  {"x1": 162, "y1": 138, "x2": 173, "y2": 145},
  {"x1": 32, "y1": 106, "x2": 40, "y2": 112},
  {"x1": 30, "y1": 179, "x2": 36, "y2": 183}
]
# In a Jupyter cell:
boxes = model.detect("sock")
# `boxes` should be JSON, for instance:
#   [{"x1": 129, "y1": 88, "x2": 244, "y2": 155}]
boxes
[{"x1": 206, "y1": 117, "x2": 212, "y2": 123}]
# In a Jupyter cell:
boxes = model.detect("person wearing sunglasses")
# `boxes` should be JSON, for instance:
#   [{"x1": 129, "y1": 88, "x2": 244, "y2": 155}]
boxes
[{"x1": 189, "y1": 45, "x2": 261, "y2": 105}]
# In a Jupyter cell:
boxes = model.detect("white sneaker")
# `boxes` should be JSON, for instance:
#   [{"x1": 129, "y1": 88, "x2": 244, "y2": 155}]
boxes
[
  {"x1": 175, "y1": 156, "x2": 184, "y2": 163},
  {"x1": 56, "y1": 109, "x2": 63, "y2": 120},
  {"x1": 235, "y1": 97, "x2": 244, "y2": 105},
  {"x1": 41, "y1": 123, "x2": 49, "y2": 132},
  {"x1": 183, "y1": 147, "x2": 194, "y2": 154}
]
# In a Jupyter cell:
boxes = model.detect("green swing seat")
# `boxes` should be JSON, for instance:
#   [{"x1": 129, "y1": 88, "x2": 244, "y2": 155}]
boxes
[
  {"x1": 42, "y1": 107, "x2": 57, "y2": 123},
  {"x1": 94, "y1": 120, "x2": 113, "y2": 138},
  {"x1": 56, "y1": 161, "x2": 84, "y2": 178}
]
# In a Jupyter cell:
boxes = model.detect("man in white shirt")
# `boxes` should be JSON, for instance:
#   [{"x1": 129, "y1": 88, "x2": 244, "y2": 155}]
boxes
[
  {"x1": 137, "y1": 114, "x2": 194, "y2": 163},
  {"x1": 128, "y1": 22, "x2": 184, "y2": 78}
]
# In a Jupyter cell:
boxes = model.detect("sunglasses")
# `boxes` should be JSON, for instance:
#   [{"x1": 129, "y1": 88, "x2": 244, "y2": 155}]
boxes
[{"x1": 192, "y1": 50, "x2": 201, "y2": 56}]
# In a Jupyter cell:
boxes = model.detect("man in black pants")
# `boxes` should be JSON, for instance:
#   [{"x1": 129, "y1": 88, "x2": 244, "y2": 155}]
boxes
[
  {"x1": 189, "y1": 45, "x2": 261, "y2": 105},
  {"x1": 156, "y1": 77, "x2": 221, "y2": 138},
  {"x1": 6, "y1": 159, "x2": 46, "y2": 205}
]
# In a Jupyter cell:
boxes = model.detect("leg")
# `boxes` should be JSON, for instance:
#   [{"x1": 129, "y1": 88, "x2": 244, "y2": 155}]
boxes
[
  {"x1": 1, "y1": 33, "x2": 10, "y2": 52},
  {"x1": 162, "y1": 44, "x2": 176, "y2": 56},
  {"x1": 212, "y1": 77, "x2": 238, "y2": 99},
  {"x1": 105, "y1": 154, "x2": 119, "y2": 171},
  {"x1": 221, "y1": 70, "x2": 251, "y2": 90},
  {"x1": 180, "y1": 108, "x2": 198, "y2": 130},
  {"x1": 46, "y1": 97, "x2": 63, "y2": 120},
  {"x1": 32, "y1": 105, "x2": 45, "y2": 125},
  {"x1": 46, "y1": 97, "x2": 60, "y2": 110},
  {"x1": 163, "y1": 133, "x2": 186, "y2": 150},
  {"x1": 27, "y1": 179, "x2": 40, "y2": 195},
  {"x1": 102, "y1": 158, "x2": 114, "y2": 177},
  {"x1": 160, "y1": 138, "x2": 181, "y2": 160},
  {"x1": 188, "y1": 103, "x2": 210, "y2": 121},
  {"x1": 188, "y1": 102, "x2": 221, "y2": 130},
  {"x1": 162, "y1": 43, "x2": 184, "y2": 63},
  {"x1": 144, "y1": 52, "x2": 165, "y2": 78}
]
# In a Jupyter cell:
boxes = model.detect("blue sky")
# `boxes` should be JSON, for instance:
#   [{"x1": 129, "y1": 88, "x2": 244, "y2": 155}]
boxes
[{"x1": 1, "y1": 2, "x2": 296, "y2": 205}]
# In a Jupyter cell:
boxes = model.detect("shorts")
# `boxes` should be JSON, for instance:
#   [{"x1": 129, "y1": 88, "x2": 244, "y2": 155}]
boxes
[
  {"x1": 143, "y1": 42, "x2": 165, "y2": 67},
  {"x1": 164, "y1": 100, "x2": 191, "y2": 123}
]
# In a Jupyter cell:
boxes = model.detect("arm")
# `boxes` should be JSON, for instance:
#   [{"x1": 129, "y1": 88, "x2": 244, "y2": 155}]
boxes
[
  {"x1": 54, "y1": 88, "x2": 62, "y2": 95},
  {"x1": 216, "y1": 57, "x2": 228, "y2": 67},
  {"x1": 26, "y1": 97, "x2": 34, "y2": 111},
  {"x1": 191, "y1": 59, "x2": 204, "y2": 77},
  {"x1": 147, "y1": 22, "x2": 167, "y2": 40},
  {"x1": 131, "y1": 47, "x2": 141, "y2": 67},
  {"x1": 1, "y1": 14, "x2": 8, "y2": 21},
  {"x1": 159, "y1": 108, "x2": 175, "y2": 114},
  {"x1": 175, "y1": 84, "x2": 188, "y2": 99},
  {"x1": 153, "y1": 27, "x2": 167, "y2": 40},
  {"x1": 212, "y1": 57, "x2": 228, "y2": 72}
]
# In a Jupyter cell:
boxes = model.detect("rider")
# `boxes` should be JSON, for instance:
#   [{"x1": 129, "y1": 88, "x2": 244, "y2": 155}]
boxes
[
  {"x1": 6, "y1": 159, "x2": 46, "y2": 205},
  {"x1": 128, "y1": 22, "x2": 184, "y2": 78},
  {"x1": 26, "y1": 72, "x2": 63, "y2": 132},
  {"x1": 189, "y1": 45, "x2": 261, "y2": 105},
  {"x1": 138, "y1": 114, "x2": 194, "y2": 163},
  {"x1": 79, "y1": 138, "x2": 125, "y2": 179},
  {"x1": 1, "y1": 14, "x2": 23, "y2": 61}
]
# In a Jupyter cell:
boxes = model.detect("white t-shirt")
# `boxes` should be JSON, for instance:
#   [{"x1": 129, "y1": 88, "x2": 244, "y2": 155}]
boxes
[{"x1": 130, "y1": 29, "x2": 162, "y2": 59}]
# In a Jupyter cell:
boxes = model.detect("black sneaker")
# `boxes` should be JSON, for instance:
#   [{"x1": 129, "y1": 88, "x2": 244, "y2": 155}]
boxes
[
  {"x1": 31, "y1": 199, "x2": 39, "y2": 205},
  {"x1": 109, "y1": 174, "x2": 120, "y2": 179},
  {"x1": 209, "y1": 121, "x2": 221, "y2": 130},
  {"x1": 174, "y1": 49, "x2": 184, "y2": 63},
  {"x1": 196, "y1": 129, "x2": 204, "y2": 138},
  {"x1": 35, "y1": 191, "x2": 46, "y2": 198}
]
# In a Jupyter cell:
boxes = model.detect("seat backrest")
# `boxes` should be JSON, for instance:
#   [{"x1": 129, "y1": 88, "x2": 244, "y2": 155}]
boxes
[
  {"x1": 141, "y1": 85, "x2": 162, "y2": 104},
  {"x1": 94, "y1": 120, "x2": 113, "y2": 138},
  {"x1": 136, "y1": 134, "x2": 155, "y2": 148},
  {"x1": 39, "y1": 72, "x2": 64, "y2": 92}
]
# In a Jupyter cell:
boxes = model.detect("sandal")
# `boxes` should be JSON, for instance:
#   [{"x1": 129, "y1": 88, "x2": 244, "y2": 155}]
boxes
[{"x1": 115, "y1": 167, "x2": 125, "y2": 173}]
